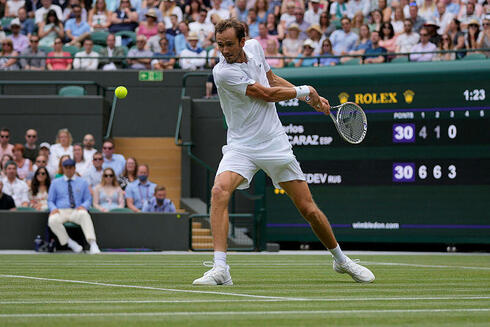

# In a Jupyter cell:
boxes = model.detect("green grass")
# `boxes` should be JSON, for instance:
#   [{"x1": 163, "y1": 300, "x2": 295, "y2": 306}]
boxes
[{"x1": 0, "y1": 253, "x2": 489, "y2": 326}]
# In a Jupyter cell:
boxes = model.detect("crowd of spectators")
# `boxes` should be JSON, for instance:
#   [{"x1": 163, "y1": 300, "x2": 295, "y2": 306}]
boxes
[
  {"x1": 0, "y1": 127, "x2": 177, "y2": 214},
  {"x1": 0, "y1": 0, "x2": 488, "y2": 70}
]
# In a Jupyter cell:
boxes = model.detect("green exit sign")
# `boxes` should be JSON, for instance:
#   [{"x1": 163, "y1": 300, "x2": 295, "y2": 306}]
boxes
[{"x1": 139, "y1": 71, "x2": 163, "y2": 82}]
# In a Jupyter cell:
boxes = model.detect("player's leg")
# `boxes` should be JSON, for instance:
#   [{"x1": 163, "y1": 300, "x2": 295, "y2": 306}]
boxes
[
  {"x1": 210, "y1": 171, "x2": 245, "y2": 252},
  {"x1": 279, "y1": 180, "x2": 338, "y2": 249},
  {"x1": 279, "y1": 180, "x2": 375, "y2": 283},
  {"x1": 193, "y1": 171, "x2": 244, "y2": 286}
]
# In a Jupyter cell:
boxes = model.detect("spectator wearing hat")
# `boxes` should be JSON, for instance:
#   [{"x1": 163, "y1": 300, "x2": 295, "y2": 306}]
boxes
[
  {"x1": 127, "y1": 35, "x2": 153, "y2": 69},
  {"x1": 9, "y1": 19, "x2": 29, "y2": 53},
  {"x1": 48, "y1": 158, "x2": 101, "y2": 254},
  {"x1": 363, "y1": 30, "x2": 387, "y2": 64},
  {"x1": 20, "y1": 35, "x2": 46, "y2": 70},
  {"x1": 189, "y1": 8, "x2": 215, "y2": 48},
  {"x1": 408, "y1": 3, "x2": 426, "y2": 32},
  {"x1": 410, "y1": 26, "x2": 437, "y2": 61},
  {"x1": 306, "y1": 24, "x2": 324, "y2": 55},
  {"x1": 142, "y1": 185, "x2": 176, "y2": 213},
  {"x1": 254, "y1": 22, "x2": 279, "y2": 52},
  {"x1": 137, "y1": 8, "x2": 159, "y2": 39},
  {"x1": 37, "y1": 143, "x2": 54, "y2": 177},
  {"x1": 293, "y1": 39, "x2": 318, "y2": 67},
  {"x1": 73, "y1": 38, "x2": 100, "y2": 70},
  {"x1": 99, "y1": 34, "x2": 125, "y2": 70},
  {"x1": 1, "y1": 161, "x2": 29, "y2": 207},
  {"x1": 0, "y1": 127, "x2": 14, "y2": 158},
  {"x1": 330, "y1": 17, "x2": 359, "y2": 56},
  {"x1": 35, "y1": 0, "x2": 63, "y2": 25},
  {"x1": 282, "y1": 23, "x2": 302, "y2": 65},
  {"x1": 435, "y1": 1, "x2": 454, "y2": 35},
  {"x1": 423, "y1": 20, "x2": 442, "y2": 46},
  {"x1": 138, "y1": 0, "x2": 163, "y2": 22},
  {"x1": 466, "y1": 19, "x2": 481, "y2": 51},
  {"x1": 179, "y1": 32, "x2": 206, "y2": 70},
  {"x1": 0, "y1": 180, "x2": 16, "y2": 210}
]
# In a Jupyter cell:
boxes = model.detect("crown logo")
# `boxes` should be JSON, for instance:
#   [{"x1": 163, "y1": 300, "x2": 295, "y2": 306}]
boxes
[
  {"x1": 338, "y1": 92, "x2": 349, "y2": 104},
  {"x1": 403, "y1": 90, "x2": 415, "y2": 104}
]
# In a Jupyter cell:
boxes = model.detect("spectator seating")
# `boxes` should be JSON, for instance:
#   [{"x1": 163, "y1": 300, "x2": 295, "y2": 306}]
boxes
[
  {"x1": 58, "y1": 86, "x2": 87, "y2": 96},
  {"x1": 91, "y1": 31, "x2": 109, "y2": 46}
]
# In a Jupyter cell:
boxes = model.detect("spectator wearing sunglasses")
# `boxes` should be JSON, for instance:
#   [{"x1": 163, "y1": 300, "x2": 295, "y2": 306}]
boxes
[
  {"x1": 23, "y1": 129, "x2": 39, "y2": 163},
  {"x1": 83, "y1": 151, "x2": 104, "y2": 191},
  {"x1": 409, "y1": 27, "x2": 437, "y2": 62},
  {"x1": 0, "y1": 128, "x2": 14, "y2": 158},
  {"x1": 92, "y1": 167, "x2": 124, "y2": 212},
  {"x1": 20, "y1": 36, "x2": 46, "y2": 71},
  {"x1": 29, "y1": 167, "x2": 51, "y2": 211},
  {"x1": 101, "y1": 139, "x2": 126, "y2": 177}
]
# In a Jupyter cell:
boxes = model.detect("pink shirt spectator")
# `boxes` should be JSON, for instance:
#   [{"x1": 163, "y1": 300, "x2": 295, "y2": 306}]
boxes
[
  {"x1": 137, "y1": 24, "x2": 158, "y2": 39},
  {"x1": 254, "y1": 35, "x2": 279, "y2": 52},
  {"x1": 0, "y1": 144, "x2": 14, "y2": 158},
  {"x1": 46, "y1": 51, "x2": 73, "y2": 70},
  {"x1": 379, "y1": 37, "x2": 398, "y2": 53}
]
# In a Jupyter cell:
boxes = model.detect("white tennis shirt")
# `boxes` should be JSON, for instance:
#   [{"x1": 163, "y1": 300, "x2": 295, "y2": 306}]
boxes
[{"x1": 213, "y1": 39, "x2": 286, "y2": 147}]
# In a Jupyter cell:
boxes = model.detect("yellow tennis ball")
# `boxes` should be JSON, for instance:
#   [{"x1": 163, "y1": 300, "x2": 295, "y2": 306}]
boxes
[{"x1": 115, "y1": 86, "x2": 127, "y2": 99}]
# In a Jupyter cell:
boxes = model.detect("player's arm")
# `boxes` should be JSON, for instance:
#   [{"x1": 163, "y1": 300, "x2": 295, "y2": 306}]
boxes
[
  {"x1": 266, "y1": 69, "x2": 295, "y2": 88},
  {"x1": 246, "y1": 81, "x2": 323, "y2": 106}
]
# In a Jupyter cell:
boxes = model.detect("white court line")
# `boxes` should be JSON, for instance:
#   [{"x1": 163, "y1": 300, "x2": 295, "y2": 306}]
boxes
[
  {"x1": 1, "y1": 308, "x2": 489, "y2": 318},
  {"x1": 1, "y1": 296, "x2": 489, "y2": 305},
  {"x1": 364, "y1": 261, "x2": 490, "y2": 271},
  {"x1": 0, "y1": 274, "x2": 305, "y2": 301}
]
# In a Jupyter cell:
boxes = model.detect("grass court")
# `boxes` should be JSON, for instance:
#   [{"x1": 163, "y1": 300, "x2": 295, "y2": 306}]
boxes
[{"x1": 0, "y1": 252, "x2": 489, "y2": 326}]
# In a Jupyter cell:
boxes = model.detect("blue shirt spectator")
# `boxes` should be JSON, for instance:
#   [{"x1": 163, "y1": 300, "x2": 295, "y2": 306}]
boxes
[
  {"x1": 293, "y1": 53, "x2": 317, "y2": 67},
  {"x1": 142, "y1": 197, "x2": 176, "y2": 213},
  {"x1": 330, "y1": 18, "x2": 359, "y2": 55},
  {"x1": 65, "y1": 18, "x2": 91, "y2": 37},
  {"x1": 125, "y1": 179, "x2": 156, "y2": 211},
  {"x1": 102, "y1": 153, "x2": 126, "y2": 176},
  {"x1": 174, "y1": 33, "x2": 188, "y2": 55},
  {"x1": 48, "y1": 175, "x2": 92, "y2": 212}
]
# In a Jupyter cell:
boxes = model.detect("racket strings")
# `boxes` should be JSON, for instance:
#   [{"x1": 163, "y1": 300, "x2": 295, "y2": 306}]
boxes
[{"x1": 337, "y1": 104, "x2": 367, "y2": 143}]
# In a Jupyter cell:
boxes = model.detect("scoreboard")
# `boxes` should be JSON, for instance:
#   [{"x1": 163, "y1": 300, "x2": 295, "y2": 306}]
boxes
[{"x1": 264, "y1": 62, "x2": 490, "y2": 245}]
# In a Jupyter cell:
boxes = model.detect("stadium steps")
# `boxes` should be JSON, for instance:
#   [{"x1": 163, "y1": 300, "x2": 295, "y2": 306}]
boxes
[
  {"x1": 114, "y1": 137, "x2": 181, "y2": 208},
  {"x1": 191, "y1": 222, "x2": 213, "y2": 249}
]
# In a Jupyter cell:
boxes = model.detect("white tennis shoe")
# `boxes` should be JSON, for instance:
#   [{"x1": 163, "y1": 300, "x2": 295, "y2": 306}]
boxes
[
  {"x1": 192, "y1": 264, "x2": 233, "y2": 286},
  {"x1": 333, "y1": 258, "x2": 375, "y2": 283}
]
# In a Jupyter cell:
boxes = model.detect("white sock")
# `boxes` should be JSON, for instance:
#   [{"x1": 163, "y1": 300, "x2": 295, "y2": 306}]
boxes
[
  {"x1": 214, "y1": 251, "x2": 227, "y2": 267},
  {"x1": 329, "y1": 244, "x2": 348, "y2": 264},
  {"x1": 89, "y1": 239, "x2": 97, "y2": 247},
  {"x1": 67, "y1": 238, "x2": 79, "y2": 249}
]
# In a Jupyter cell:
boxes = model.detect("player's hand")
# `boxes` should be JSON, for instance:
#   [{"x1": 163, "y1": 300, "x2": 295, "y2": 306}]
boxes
[{"x1": 317, "y1": 96, "x2": 331, "y2": 115}]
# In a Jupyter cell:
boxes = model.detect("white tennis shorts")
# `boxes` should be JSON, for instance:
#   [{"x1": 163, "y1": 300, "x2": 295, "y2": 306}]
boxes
[{"x1": 216, "y1": 135, "x2": 305, "y2": 190}]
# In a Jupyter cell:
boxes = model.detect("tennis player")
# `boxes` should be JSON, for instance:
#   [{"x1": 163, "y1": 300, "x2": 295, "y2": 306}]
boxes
[{"x1": 193, "y1": 18, "x2": 375, "y2": 285}]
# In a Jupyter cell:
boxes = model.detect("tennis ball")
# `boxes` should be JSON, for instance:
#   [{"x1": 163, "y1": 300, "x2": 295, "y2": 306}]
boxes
[{"x1": 115, "y1": 86, "x2": 127, "y2": 99}]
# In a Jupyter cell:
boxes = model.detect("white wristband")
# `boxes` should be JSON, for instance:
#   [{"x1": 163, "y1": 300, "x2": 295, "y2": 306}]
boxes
[{"x1": 294, "y1": 85, "x2": 310, "y2": 99}]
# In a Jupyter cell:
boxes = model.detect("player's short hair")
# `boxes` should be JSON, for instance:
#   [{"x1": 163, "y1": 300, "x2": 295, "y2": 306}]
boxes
[{"x1": 215, "y1": 18, "x2": 246, "y2": 41}]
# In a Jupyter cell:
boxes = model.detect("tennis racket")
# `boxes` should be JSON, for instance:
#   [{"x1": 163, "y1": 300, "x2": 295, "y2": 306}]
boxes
[{"x1": 329, "y1": 102, "x2": 368, "y2": 144}]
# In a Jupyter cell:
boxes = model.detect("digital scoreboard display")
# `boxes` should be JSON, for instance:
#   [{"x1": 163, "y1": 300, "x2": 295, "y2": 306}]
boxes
[{"x1": 265, "y1": 68, "x2": 490, "y2": 245}]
